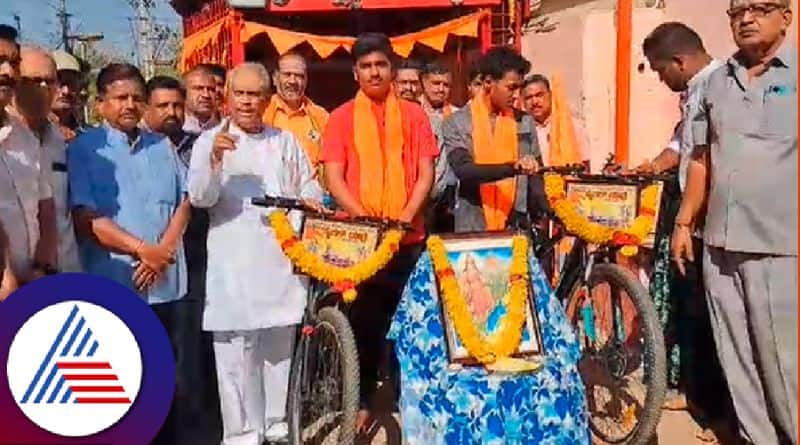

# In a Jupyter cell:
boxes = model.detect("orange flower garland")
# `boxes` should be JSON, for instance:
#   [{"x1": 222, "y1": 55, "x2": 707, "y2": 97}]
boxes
[
  {"x1": 543, "y1": 173, "x2": 658, "y2": 256},
  {"x1": 268, "y1": 211, "x2": 403, "y2": 302}
]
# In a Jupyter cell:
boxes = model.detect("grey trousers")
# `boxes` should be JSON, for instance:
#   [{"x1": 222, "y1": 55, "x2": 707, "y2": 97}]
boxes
[{"x1": 704, "y1": 246, "x2": 798, "y2": 445}]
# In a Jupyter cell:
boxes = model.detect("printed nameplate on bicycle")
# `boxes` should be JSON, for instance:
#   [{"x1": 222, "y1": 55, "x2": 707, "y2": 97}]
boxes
[
  {"x1": 300, "y1": 216, "x2": 381, "y2": 268},
  {"x1": 565, "y1": 181, "x2": 664, "y2": 248}
]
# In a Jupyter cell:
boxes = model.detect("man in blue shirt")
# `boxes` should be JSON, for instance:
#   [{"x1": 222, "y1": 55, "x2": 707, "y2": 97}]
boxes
[{"x1": 68, "y1": 63, "x2": 190, "y2": 307}]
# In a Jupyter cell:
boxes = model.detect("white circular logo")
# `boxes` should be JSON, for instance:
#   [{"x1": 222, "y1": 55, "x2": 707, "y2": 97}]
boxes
[{"x1": 6, "y1": 301, "x2": 143, "y2": 437}]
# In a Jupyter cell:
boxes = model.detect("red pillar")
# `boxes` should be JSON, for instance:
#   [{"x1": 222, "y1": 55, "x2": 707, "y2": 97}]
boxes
[
  {"x1": 229, "y1": 10, "x2": 245, "y2": 68},
  {"x1": 614, "y1": 0, "x2": 633, "y2": 166},
  {"x1": 513, "y1": 1, "x2": 522, "y2": 53},
  {"x1": 480, "y1": 8, "x2": 492, "y2": 53}
]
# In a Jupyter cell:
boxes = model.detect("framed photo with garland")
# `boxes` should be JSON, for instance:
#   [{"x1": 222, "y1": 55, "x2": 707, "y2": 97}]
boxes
[
  {"x1": 565, "y1": 180, "x2": 664, "y2": 248},
  {"x1": 433, "y1": 232, "x2": 544, "y2": 365},
  {"x1": 299, "y1": 216, "x2": 381, "y2": 268}
]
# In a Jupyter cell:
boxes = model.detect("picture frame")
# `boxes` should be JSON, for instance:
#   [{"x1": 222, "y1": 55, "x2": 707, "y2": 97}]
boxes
[
  {"x1": 434, "y1": 232, "x2": 544, "y2": 366},
  {"x1": 300, "y1": 216, "x2": 381, "y2": 268}
]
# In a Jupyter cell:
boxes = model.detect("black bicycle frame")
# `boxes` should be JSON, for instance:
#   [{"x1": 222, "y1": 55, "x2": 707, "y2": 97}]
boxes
[{"x1": 533, "y1": 226, "x2": 617, "y2": 303}]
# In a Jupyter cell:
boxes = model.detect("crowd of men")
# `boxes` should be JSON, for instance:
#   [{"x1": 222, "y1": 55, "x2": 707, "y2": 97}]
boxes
[{"x1": 0, "y1": 0, "x2": 796, "y2": 444}]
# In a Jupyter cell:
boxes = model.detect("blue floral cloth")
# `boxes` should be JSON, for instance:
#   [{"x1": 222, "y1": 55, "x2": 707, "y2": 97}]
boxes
[{"x1": 388, "y1": 253, "x2": 590, "y2": 445}]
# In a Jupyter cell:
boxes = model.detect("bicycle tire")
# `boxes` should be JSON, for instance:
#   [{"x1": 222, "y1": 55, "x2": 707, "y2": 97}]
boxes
[
  {"x1": 565, "y1": 263, "x2": 666, "y2": 445},
  {"x1": 288, "y1": 307, "x2": 360, "y2": 445}
]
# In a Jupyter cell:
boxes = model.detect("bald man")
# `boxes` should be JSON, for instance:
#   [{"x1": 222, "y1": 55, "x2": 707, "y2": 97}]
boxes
[
  {"x1": 188, "y1": 62, "x2": 323, "y2": 445},
  {"x1": 12, "y1": 47, "x2": 81, "y2": 274},
  {"x1": 263, "y1": 52, "x2": 329, "y2": 172},
  {"x1": 1, "y1": 46, "x2": 60, "y2": 281}
]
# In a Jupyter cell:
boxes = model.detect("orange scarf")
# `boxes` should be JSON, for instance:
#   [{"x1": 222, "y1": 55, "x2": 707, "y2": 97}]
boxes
[
  {"x1": 547, "y1": 74, "x2": 582, "y2": 166},
  {"x1": 353, "y1": 89, "x2": 407, "y2": 219},
  {"x1": 470, "y1": 92, "x2": 518, "y2": 230}
]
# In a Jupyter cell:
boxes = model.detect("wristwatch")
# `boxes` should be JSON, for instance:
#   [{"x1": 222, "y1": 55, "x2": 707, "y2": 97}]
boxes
[{"x1": 31, "y1": 261, "x2": 59, "y2": 276}]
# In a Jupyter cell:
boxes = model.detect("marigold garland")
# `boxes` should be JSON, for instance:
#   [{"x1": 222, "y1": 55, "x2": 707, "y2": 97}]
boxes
[
  {"x1": 427, "y1": 235, "x2": 530, "y2": 365},
  {"x1": 268, "y1": 211, "x2": 403, "y2": 303},
  {"x1": 543, "y1": 173, "x2": 658, "y2": 256}
]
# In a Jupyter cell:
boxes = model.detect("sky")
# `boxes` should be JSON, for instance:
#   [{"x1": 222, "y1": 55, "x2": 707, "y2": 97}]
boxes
[{"x1": 0, "y1": 0, "x2": 181, "y2": 61}]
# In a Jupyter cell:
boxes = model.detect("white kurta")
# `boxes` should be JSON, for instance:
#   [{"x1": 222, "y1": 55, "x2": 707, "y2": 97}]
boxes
[{"x1": 188, "y1": 120, "x2": 323, "y2": 332}]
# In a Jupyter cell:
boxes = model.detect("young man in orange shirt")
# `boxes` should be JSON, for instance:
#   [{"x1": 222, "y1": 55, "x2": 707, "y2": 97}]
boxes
[{"x1": 320, "y1": 32, "x2": 438, "y2": 427}]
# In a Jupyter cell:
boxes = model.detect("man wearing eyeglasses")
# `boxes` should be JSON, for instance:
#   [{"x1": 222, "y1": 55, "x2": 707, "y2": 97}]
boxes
[
  {"x1": 11, "y1": 46, "x2": 81, "y2": 274},
  {"x1": 672, "y1": 1, "x2": 797, "y2": 444},
  {"x1": 0, "y1": 27, "x2": 59, "y2": 283}
]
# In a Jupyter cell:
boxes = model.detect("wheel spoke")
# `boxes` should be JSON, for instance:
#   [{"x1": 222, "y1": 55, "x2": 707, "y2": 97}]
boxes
[{"x1": 298, "y1": 321, "x2": 345, "y2": 444}]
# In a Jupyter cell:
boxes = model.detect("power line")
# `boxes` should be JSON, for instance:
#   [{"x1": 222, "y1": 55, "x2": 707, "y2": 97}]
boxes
[
  {"x1": 128, "y1": 0, "x2": 171, "y2": 77},
  {"x1": 56, "y1": 0, "x2": 72, "y2": 52},
  {"x1": 52, "y1": 0, "x2": 105, "y2": 61}
]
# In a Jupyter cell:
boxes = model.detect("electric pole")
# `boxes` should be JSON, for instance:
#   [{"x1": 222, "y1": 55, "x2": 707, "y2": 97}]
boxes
[
  {"x1": 56, "y1": 0, "x2": 72, "y2": 52},
  {"x1": 130, "y1": 0, "x2": 155, "y2": 79},
  {"x1": 12, "y1": 14, "x2": 21, "y2": 37}
]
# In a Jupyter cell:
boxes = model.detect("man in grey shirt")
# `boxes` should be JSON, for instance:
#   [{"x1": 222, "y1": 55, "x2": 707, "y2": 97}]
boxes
[
  {"x1": 672, "y1": 1, "x2": 797, "y2": 443},
  {"x1": 635, "y1": 23, "x2": 729, "y2": 423},
  {"x1": 442, "y1": 47, "x2": 543, "y2": 233}
]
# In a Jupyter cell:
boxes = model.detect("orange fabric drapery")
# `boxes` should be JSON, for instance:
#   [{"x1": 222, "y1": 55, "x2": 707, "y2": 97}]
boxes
[
  {"x1": 180, "y1": 16, "x2": 229, "y2": 71},
  {"x1": 547, "y1": 73, "x2": 583, "y2": 166},
  {"x1": 181, "y1": 10, "x2": 488, "y2": 70}
]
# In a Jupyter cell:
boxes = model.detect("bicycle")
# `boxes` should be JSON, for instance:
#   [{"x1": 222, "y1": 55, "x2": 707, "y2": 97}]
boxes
[
  {"x1": 531, "y1": 165, "x2": 669, "y2": 445},
  {"x1": 251, "y1": 195, "x2": 408, "y2": 445}
]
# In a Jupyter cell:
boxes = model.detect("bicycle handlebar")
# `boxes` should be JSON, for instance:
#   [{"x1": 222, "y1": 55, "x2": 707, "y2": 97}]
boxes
[
  {"x1": 252, "y1": 195, "x2": 304, "y2": 211},
  {"x1": 536, "y1": 164, "x2": 588, "y2": 176},
  {"x1": 251, "y1": 195, "x2": 413, "y2": 231},
  {"x1": 534, "y1": 165, "x2": 673, "y2": 185}
]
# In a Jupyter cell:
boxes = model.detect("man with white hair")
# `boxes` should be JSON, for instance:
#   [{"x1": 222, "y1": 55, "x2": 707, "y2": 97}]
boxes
[
  {"x1": 188, "y1": 62, "x2": 323, "y2": 445},
  {"x1": 12, "y1": 46, "x2": 81, "y2": 273}
]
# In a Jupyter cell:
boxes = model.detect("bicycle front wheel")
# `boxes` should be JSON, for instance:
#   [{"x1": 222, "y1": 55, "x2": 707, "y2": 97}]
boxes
[
  {"x1": 564, "y1": 263, "x2": 667, "y2": 445},
  {"x1": 288, "y1": 307, "x2": 360, "y2": 445}
]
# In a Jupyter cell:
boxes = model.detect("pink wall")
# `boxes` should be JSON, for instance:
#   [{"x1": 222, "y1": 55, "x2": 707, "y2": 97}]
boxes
[{"x1": 522, "y1": 0, "x2": 799, "y2": 169}]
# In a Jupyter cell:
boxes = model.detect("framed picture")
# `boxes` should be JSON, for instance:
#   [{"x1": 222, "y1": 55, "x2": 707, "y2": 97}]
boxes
[
  {"x1": 300, "y1": 216, "x2": 381, "y2": 268},
  {"x1": 434, "y1": 233, "x2": 544, "y2": 365}
]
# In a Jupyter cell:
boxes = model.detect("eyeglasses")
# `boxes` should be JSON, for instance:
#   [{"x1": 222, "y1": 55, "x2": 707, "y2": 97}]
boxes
[
  {"x1": 19, "y1": 76, "x2": 57, "y2": 88},
  {"x1": 727, "y1": 2, "x2": 784, "y2": 20}
]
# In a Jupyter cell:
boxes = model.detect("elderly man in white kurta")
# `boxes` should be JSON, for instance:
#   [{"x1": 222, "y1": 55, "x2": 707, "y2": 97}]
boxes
[{"x1": 188, "y1": 62, "x2": 323, "y2": 445}]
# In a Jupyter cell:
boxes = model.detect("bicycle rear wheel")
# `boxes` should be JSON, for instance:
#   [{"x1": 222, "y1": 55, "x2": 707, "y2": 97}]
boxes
[
  {"x1": 564, "y1": 263, "x2": 666, "y2": 445},
  {"x1": 288, "y1": 307, "x2": 360, "y2": 445}
]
